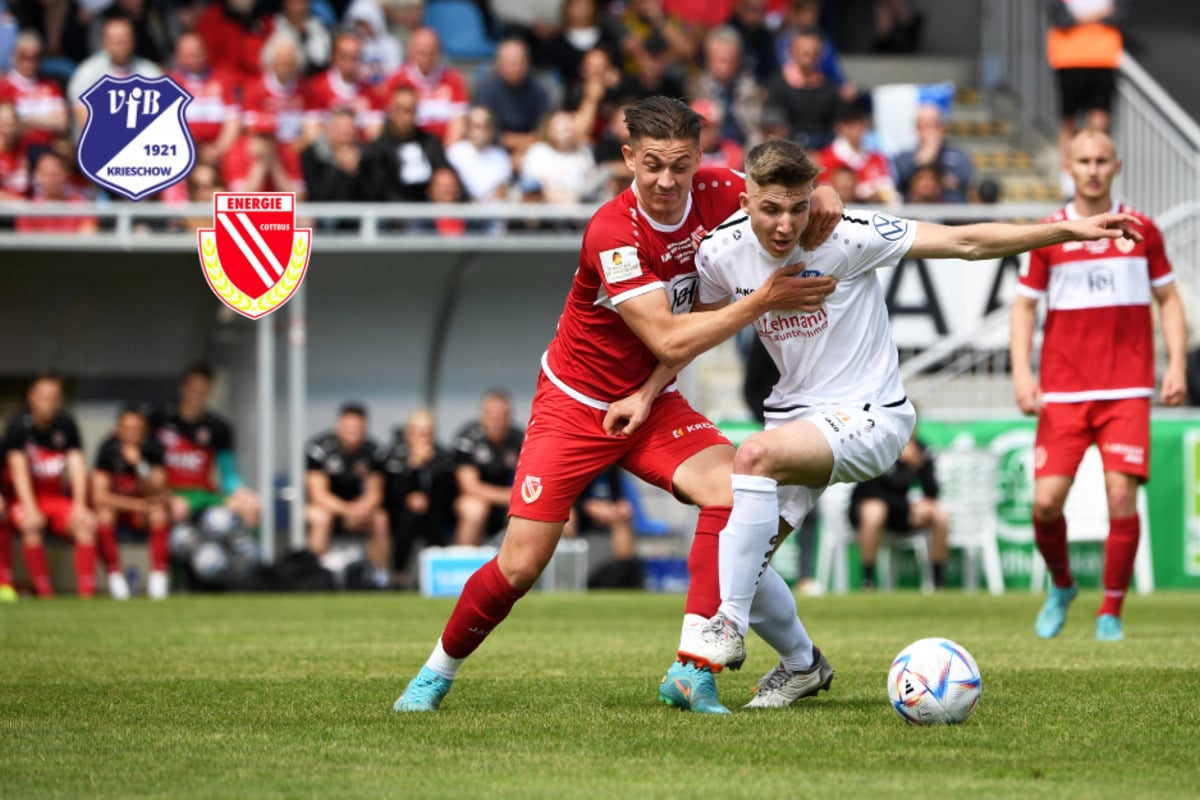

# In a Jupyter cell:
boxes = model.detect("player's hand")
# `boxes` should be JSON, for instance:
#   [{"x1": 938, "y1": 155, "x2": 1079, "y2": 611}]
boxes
[
  {"x1": 604, "y1": 392, "x2": 653, "y2": 437},
  {"x1": 406, "y1": 492, "x2": 430, "y2": 514},
  {"x1": 1161, "y1": 365, "x2": 1187, "y2": 406},
  {"x1": 759, "y1": 262, "x2": 837, "y2": 312},
  {"x1": 1071, "y1": 212, "x2": 1143, "y2": 243},
  {"x1": 801, "y1": 185, "x2": 843, "y2": 250},
  {"x1": 1013, "y1": 374, "x2": 1041, "y2": 416}
]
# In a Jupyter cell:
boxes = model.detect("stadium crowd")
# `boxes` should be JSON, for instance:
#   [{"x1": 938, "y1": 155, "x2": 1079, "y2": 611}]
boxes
[{"x1": 0, "y1": 0, "x2": 992, "y2": 231}]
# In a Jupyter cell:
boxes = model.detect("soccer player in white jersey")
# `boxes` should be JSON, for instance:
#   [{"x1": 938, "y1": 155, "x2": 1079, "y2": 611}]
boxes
[
  {"x1": 614, "y1": 137, "x2": 1145, "y2": 705},
  {"x1": 1012, "y1": 128, "x2": 1186, "y2": 643}
]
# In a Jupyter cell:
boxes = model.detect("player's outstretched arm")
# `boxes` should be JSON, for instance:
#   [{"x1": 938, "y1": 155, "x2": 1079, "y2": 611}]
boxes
[
  {"x1": 906, "y1": 212, "x2": 1143, "y2": 261},
  {"x1": 617, "y1": 266, "x2": 836, "y2": 369}
]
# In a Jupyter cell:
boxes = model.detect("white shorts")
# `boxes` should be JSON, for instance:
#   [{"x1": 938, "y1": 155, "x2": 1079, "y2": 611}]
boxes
[{"x1": 766, "y1": 399, "x2": 917, "y2": 528}]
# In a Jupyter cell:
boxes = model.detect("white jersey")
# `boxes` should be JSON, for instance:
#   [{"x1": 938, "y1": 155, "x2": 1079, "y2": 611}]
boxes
[{"x1": 696, "y1": 209, "x2": 918, "y2": 410}]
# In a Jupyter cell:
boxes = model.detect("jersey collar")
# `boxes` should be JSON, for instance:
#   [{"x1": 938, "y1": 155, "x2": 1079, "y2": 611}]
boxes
[{"x1": 1065, "y1": 198, "x2": 1118, "y2": 220}]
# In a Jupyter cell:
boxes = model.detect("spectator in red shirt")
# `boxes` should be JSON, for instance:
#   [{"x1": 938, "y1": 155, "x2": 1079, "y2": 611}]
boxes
[
  {"x1": 17, "y1": 151, "x2": 97, "y2": 234},
  {"x1": 818, "y1": 100, "x2": 898, "y2": 204},
  {"x1": 0, "y1": 101, "x2": 29, "y2": 199},
  {"x1": 303, "y1": 32, "x2": 384, "y2": 144},
  {"x1": 196, "y1": 0, "x2": 275, "y2": 83},
  {"x1": 384, "y1": 27, "x2": 469, "y2": 145},
  {"x1": 0, "y1": 31, "x2": 68, "y2": 151},
  {"x1": 691, "y1": 97, "x2": 744, "y2": 171},
  {"x1": 243, "y1": 30, "x2": 310, "y2": 148},
  {"x1": 168, "y1": 32, "x2": 240, "y2": 169}
]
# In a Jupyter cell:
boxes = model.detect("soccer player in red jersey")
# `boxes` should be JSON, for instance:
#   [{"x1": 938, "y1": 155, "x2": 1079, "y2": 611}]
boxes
[
  {"x1": 4, "y1": 372, "x2": 97, "y2": 598},
  {"x1": 1011, "y1": 128, "x2": 1188, "y2": 642},
  {"x1": 393, "y1": 95, "x2": 842, "y2": 713},
  {"x1": 92, "y1": 404, "x2": 171, "y2": 600}
]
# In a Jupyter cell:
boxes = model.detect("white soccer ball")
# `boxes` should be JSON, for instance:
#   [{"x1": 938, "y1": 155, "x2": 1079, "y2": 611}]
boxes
[{"x1": 887, "y1": 637, "x2": 981, "y2": 725}]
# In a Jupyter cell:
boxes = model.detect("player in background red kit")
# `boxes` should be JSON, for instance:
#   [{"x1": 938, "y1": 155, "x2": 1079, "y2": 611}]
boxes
[
  {"x1": 1011, "y1": 128, "x2": 1187, "y2": 642},
  {"x1": 393, "y1": 96, "x2": 842, "y2": 714},
  {"x1": 4, "y1": 372, "x2": 97, "y2": 597},
  {"x1": 92, "y1": 405, "x2": 172, "y2": 600}
]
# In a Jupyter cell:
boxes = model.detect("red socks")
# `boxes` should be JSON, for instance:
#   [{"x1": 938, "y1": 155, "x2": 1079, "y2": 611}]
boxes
[
  {"x1": 684, "y1": 506, "x2": 730, "y2": 618},
  {"x1": 22, "y1": 544, "x2": 54, "y2": 597},
  {"x1": 1099, "y1": 515, "x2": 1139, "y2": 618},
  {"x1": 75, "y1": 543, "x2": 97, "y2": 597},
  {"x1": 440, "y1": 558, "x2": 529, "y2": 659},
  {"x1": 97, "y1": 524, "x2": 122, "y2": 573},
  {"x1": 149, "y1": 524, "x2": 170, "y2": 572},
  {"x1": 0, "y1": 521, "x2": 12, "y2": 586},
  {"x1": 1033, "y1": 515, "x2": 1073, "y2": 588}
]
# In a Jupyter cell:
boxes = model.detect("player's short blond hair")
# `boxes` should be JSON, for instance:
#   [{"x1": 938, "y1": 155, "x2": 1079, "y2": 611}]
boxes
[{"x1": 744, "y1": 139, "x2": 820, "y2": 192}]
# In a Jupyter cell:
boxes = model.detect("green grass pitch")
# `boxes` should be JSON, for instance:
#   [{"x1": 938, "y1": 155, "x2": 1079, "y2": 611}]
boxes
[{"x1": 2, "y1": 590, "x2": 1198, "y2": 799}]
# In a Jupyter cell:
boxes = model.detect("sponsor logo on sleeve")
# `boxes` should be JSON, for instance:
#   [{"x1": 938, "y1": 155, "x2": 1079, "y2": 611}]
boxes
[{"x1": 600, "y1": 246, "x2": 642, "y2": 282}]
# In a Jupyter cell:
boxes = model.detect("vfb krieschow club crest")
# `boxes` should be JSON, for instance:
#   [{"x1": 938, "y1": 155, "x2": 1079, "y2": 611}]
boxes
[
  {"x1": 77, "y1": 74, "x2": 195, "y2": 201},
  {"x1": 198, "y1": 193, "x2": 311, "y2": 319}
]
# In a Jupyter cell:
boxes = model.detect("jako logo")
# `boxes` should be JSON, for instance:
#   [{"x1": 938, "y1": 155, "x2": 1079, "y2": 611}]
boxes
[{"x1": 521, "y1": 475, "x2": 543, "y2": 503}]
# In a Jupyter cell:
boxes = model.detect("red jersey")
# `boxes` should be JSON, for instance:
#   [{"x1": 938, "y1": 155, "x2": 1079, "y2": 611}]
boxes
[
  {"x1": 4, "y1": 411, "x2": 82, "y2": 497},
  {"x1": 1019, "y1": 201, "x2": 1173, "y2": 403},
  {"x1": 304, "y1": 68, "x2": 383, "y2": 138},
  {"x1": 819, "y1": 138, "x2": 896, "y2": 202},
  {"x1": 221, "y1": 134, "x2": 304, "y2": 193},
  {"x1": 0, "y1": 142, "x2": 29, "y2": 197},
  {"x1": 169, "y1": 68, "x2": 239, "y2": 144},
  {"x1": 542, "y1": 167, "x2": 745, "y2": 405},
  {"x1": 0, "y1": 70, "x2": 66, "y2": 148},
  {"x1": 384, "y1": 63, "x2": 469, "y2": 142},
  {"x1": 195, "y1": 3, "x2": 274, "y2": 82},
  {"x1": 242, "y1": 73, "x2": 308, "y2": 144},
  {"x1": 151, "y1": 405, "x2": 234, "y2": 492}
]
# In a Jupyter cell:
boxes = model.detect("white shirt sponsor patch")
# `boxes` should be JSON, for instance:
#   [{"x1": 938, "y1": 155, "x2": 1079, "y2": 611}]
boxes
[{"x1": 600, "y1": 246, "x2": 642, "y2": 283}]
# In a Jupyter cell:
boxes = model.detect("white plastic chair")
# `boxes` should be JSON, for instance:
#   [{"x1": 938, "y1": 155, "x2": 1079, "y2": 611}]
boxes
[
  {"x1": 815, "y1": 482, "x2": 934, "y2": 594},
  {"x1": 935, "y1": 442, "x2": 1006, "y2": 595},
  {"x1": 1029, "y1": 445, "x2": 1154, "y2": 594}
]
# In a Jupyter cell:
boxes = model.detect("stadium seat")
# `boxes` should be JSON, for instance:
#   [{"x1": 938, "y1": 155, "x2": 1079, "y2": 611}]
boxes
[
  {"x1": 38, "y1": 56, "x2": 77, "y2": 90},
  {"x1": 422, "y1": 0, "x2": 496, "y2": 61},
  {"x1": 309, "y1": 0, "x2": 338, "y2": 28},
  {"x1": 936, "y1": 437, "x2": 1005, "y2": 595},
  {"x1": 815, "y1": 482, "x2": 935, "y2": 594},
  {"x1": 1029, "y1": 445, "x2": 1155, "y2": 595}
]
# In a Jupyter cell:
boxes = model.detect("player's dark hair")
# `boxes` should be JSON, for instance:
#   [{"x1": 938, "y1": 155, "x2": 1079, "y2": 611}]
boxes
[
  {"x1": 744, "y1": 139, "x2": 820, "y2": 190},
  {"x1": 29, "y1": 368, "x2": 62, "y2": 389},
  {"x1": 483, "y1": 388, "x2": 511, "y2": 403},
  {"x1": 339, "y1": 401, "x2": 368, "y2": 419},
  {"x1": 623, "y1": 96, "x2": 702, "y2": 146},
  {"x1": 117, "y1": 401, "x2": 150, "y2": 419},
  {"x1": 182, "y1": 361, "x2": 214, "y2": 383}
]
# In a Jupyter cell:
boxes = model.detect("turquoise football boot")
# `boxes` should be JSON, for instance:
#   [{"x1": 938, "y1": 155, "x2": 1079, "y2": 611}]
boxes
[
  {"x1": 393, "y1": 667, "x2": 454, "y2": 712},
  {"x1": 659, "y1": 661, "x2": 731, "y2": 714},
  {"x1": 1035, "y1": 584, "x2": 1078, "y2": 639}
]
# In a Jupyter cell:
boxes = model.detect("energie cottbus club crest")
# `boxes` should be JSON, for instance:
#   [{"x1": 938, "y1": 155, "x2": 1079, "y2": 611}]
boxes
[
  {"x1": 198, "y1": 193, "x2": 311, "y2": 319},
  {"x1": 76, "y1": 74, "x2": 195, "y2": 201}
]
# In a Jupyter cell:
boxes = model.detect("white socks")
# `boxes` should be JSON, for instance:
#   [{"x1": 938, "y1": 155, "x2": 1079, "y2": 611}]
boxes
[
  {"x1": 717, "y1": 474, "x2": 780, "y2": 635},
  {"x1": 425, "y1": 638, "x2": 465, "y2": 680},
  {"x1": 749, "y1": 566, "x2": 815, "y2": 672}
]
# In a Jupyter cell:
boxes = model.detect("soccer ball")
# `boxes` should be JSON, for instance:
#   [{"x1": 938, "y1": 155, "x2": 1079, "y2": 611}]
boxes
[{"x1": 887, "y1": 638, "x2": 981, "y2": 725}]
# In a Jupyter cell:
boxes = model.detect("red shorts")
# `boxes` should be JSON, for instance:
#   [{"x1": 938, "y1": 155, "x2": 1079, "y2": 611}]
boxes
[
  {"x1": 508, "y1": 373, "x2": 732, "y2": 522},
  {"x1": 10, "y1": 495, "x2": 75, "y2": 536},
  {"x1": 1035, "y1": 398, "x2": 1150, "y2": 481}
]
